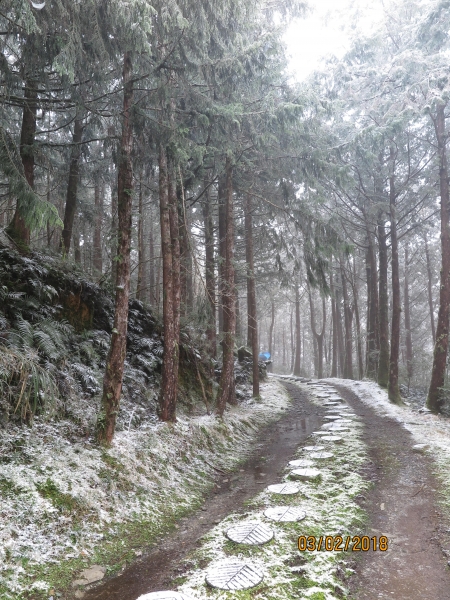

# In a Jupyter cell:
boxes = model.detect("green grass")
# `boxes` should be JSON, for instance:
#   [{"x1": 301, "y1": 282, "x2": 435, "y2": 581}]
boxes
[{"x1": 35, "y1": 478, "x2": 85, "y2": 514}]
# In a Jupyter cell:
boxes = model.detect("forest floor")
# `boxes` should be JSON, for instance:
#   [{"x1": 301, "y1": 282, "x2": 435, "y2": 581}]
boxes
[{"x1": 71, "y1": 377, "x2": 450, "y2": 600}]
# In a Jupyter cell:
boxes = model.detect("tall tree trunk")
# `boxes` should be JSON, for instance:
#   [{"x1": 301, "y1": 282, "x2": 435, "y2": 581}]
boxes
[
  {"x1": 136, "y1": 175, "x2": 146, "y2": 301},
  {"x1": 178, "y1": 181, "x2": 191, "y2": 316},
  {"x1": 168, "y1": 156, "x2": 181, "y2": 413},
  {"x1": 424, "y1": 234, "x2": 436, "y2": 344},
  {"x1": 365, "y1": 226, "x2": 380, "y2": 378},
  {"x1": 61, "y1": 117, "x2": 84, "y2": 255},
  {"x1": 93, "y1": 177, "x2": 103, "y2": 275},
  {"x1": 268, "y1": 301, "x2": 275, "y2": 372},
  {"x1": 98, "y1": 53, "x2": 134, "y2": 445},
  {"x1": 149, "y1": 209, "x2": 155, "y2": 305},
  {"x1": 377, "y1": 213, "x2": 390, "y2": 387},
  {"x1": 244, "y1": 194, "x2": 259, "y2": 396},
  {"x1": 158, "y1": 145, "x2": 177, "y2": 421},
  {"x1": 308, "y1": 284, "x2": 325, "y2": 379},
  {"x1": 235, "y1": 271, "x2": 241, "y2": 343},
  {"x1": 293, "y1": 285, "x2": 301, "y2": 376},
  {"x1": 244, "y1": 194, "x2": 259, "y2": 397},
  {"x1": 217, "y1": 159, "x2": 236, "y2": 415},
  {"x1": 427, "y1": 102, "x2": 450, "y2": 412},
  {"x1": 73, "y1": 223, "x2": 81, "y2": 264},
  {"x1": 335, "y1": 286, "x2": 345, "y2": 376},
  {"x1": 351, "y1": 256, "x2": 364, "y2": 380},
  {"x1": 330, "y1": 266, "x2": 338, "y2": 377},
  {"x1": 404, "y1": 244, "x2": 413, "y2": 385},
  {"x1": 8, "y1": 80, "x2": 37, "y2": 246},
  {"x1": 341, "y1": 256, "x2": 354, "y2": 379},
  {"x1": 203, "y1": 185, "x2": 217, "y2": 359},
  {"x1": 218, "y1": 178, "x2": 226, "y2": 334},
  {"x1": 388, "y1": 147, "x2": 402, "y2": 404},
  {"x1": 290, "y1": 310, "x2": 295, "y2": 373}
]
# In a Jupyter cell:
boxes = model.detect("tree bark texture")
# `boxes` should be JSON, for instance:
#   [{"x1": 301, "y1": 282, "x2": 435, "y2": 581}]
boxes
[
  {"x1": 404, "y1": 245, "x2": 413, "y2": 383},
  {"x1": 149, "y1": 209, "x2": 155, "y2": 305},
  {"x1": 427, "y1": 103, "x2": 450, "y2": 413},
  {"x1": 424, "y1": 234, "x2": 436, "y2": 344},
  {"x1": 203, "y1": 185, "x2": 217, "y2": 359},
  {"x1": 216, "y1": 159, "x2": 236, "y2": 415},
  {"x1": 377, "y1": 213, "x2": 390, "y2": 387},
  {"x1": 136, "y1": 176, "x2": 146, "y2": 301},
  {"x1": 335, "y1": 285, "x2": 345, "y2": 377},
  {"x1": 330, "y1": 266, "x2": 338, "y2": 378},
  {"x1": 93, "y1": 176, "x2": 103, "y2": 275},
  {"x1": 365, "y1": 226, "x2": 380, "y2": 378},
  {"x1": 341, "y1": 256, "x2": 354, "y2": 380},
  {"x1": 294, "y1": 285, "x2": 301, "y2": 376},
  {"x1": 244, "y1": 193, "x2": 259, "y2": 396},
  {"x1": 8, "y1": 80, "x2": 37, "y2": 246},
  {"x1": 308, "y1": 284, "x2": 325, "y2": 379},
  {"x1": 218, "y1": 177, "x2": 226, "y2": 334},
  {"x1": 61, "y1": 117, "x2": 84, "y2": 256},
  {"x1": 178, "y1": 181, "x2": 193, "y2": 315},
  {"x1": 98, "y1": 53, "x2": 134, "y2": 445},
  {"x1": 268, "y1": 301, "x2": 275, "y2": 372},
  {"x1": 388, "y1": 148, "x2": 402, "y2": 404},
  {"x1": 158, "y1": 147, "x2": 178, "y2": 421},
  {"x1": 351, "y1": 257, "x2": 364, "y2": 379}
]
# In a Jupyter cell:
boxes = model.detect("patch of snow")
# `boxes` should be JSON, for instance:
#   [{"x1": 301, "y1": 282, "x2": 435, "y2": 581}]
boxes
[{"x1": 0, "y1": 380, "x2": 291, "y2": 596}]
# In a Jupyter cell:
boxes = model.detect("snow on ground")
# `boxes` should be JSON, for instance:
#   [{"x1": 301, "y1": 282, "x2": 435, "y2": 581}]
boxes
[
  {"x1": 328, "y1": 378, "x2": 450, "y2": 515},
  {"x1": 0, "y1": 380, "x2": 291, "y2": 599},
  {"x1": 178, "y1": 380, "x2": 370, "y2": 600}
]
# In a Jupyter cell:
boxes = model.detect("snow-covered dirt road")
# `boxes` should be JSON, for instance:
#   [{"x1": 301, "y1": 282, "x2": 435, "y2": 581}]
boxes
[{"x1": 73, "y1": 378, "x2": 450, "y2": 600}]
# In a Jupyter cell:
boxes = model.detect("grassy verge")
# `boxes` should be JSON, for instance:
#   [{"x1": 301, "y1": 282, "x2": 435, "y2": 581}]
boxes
[{"x1": 0, "y1": 380, "x2": 291, "y2": 600}]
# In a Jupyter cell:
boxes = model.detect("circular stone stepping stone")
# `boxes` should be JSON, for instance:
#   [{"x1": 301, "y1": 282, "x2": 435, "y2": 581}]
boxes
[
  {"x1": 313, "y1": 431, "x2": 333, "y2": 436},
  {"x1": 290, "y1": 468, "x2": 322, "y2": 480},
  {"x1": 302, "y1": 445, "x2": 325, "y2": 452},
  {"x1": 226, "y1": 522, "x2": 273, "y2": 545},
  {"x1": 309, "y1": 451, "x2": 334, "y2": 459},
  {"x1": 267, "y1": 482, "x2": 300, "y2": 495},
  {"x1": 327, "y1": 424, "x2": 349, "y2": 431},
  {"x1": 206, "y1": 560, "x2": 264, "y2": 590},
  {"x1": 320, "y1": 435, "x2": 343, "y2": 442},
  {"x1": 321, "y1": 423, "x2": 349, "y2": 431},
  {"x1": 288, "y1": 458, "x2": 315, "y2": 468},
  {"x1": 328, "y1": 396, "x2": 343, "y2": 401},
  {"x1": 136, "y1": 593, "x2": 193, "y2": 600},
  {"x1": 336, "y1": 419, "x2": 353, "y2": 424},
  {"x1": 324, "y1": 415, "x2": 341, "y2": 420},
  {"x1": 264, "y1": 506, "x2": 307, "y2": 522}
]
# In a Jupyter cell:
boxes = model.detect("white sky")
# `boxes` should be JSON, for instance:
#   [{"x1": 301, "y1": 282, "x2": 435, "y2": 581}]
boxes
[{"x1": 284, "y1": 0, "x2": 387, "y2": 81}]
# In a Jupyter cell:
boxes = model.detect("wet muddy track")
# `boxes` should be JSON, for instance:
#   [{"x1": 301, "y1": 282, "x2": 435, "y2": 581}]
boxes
[
  {"x1": 80, "y1": 383, "x2": 324, "y2": 600},
  {"x1": 331, "y1": 383, "x2": 450, "y2": 600}
]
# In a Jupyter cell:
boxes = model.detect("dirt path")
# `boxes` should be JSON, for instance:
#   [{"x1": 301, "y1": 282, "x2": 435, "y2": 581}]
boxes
[
  {"x1": 77, "y1": 380, "x2": 450, "y2": 600},
  {"x1": 332, "y1": 382, "x2": 450, "y2": 600},
  {"x1": 80, "y1": 384, "x2": 325, "y2": 600}
]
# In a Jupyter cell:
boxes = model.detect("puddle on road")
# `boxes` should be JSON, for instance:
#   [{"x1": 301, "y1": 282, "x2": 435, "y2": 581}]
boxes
[{"x1": 81, "y1": 383, "x2": 323, "y2": 600}]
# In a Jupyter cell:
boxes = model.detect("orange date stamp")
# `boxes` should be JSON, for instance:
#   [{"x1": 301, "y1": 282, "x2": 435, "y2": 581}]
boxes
[{"x1": 298, "y1": 535, "x2": 388, "y2": 552}]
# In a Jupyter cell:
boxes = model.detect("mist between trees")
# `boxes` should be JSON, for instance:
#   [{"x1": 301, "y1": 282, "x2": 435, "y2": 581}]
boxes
[{"x1": 1, "y1": 0, "x2": 450, "y2": 444}]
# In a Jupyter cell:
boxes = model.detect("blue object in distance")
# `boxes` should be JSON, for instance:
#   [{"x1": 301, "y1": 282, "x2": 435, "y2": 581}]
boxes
[{"x1": 259, "y1": 352, "x2": 271, "y2": 361}]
